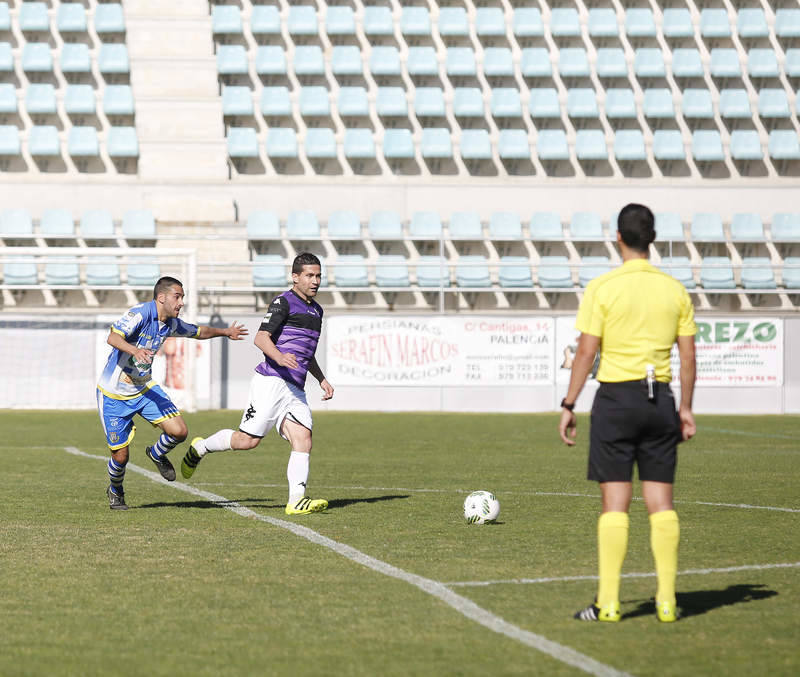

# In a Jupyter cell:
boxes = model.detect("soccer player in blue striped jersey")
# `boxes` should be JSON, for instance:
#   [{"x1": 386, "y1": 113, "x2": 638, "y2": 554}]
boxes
[
  {"x1": 180, "y1": 253, "x2": 334, "y2": 516},
  {"x1": 98, "y1": 276, "x2": 247, "y2": 510}
]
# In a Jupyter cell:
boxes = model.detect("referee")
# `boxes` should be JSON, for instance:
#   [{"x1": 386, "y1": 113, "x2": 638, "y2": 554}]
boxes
[{"x1": 558, "y1": 203, "x2": 697, "y2": 623}]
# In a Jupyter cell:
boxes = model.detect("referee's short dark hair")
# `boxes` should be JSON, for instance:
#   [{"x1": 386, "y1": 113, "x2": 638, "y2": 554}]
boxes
[
  {"x1": 292, "y1": 252, "x2": 321, "y2": 274},
  {"x1": 153, "y1": 276, "x2": 183, "y2": 299},
  {"x1": 617, "y1": 203, "x2": 656, "y2": 253}
]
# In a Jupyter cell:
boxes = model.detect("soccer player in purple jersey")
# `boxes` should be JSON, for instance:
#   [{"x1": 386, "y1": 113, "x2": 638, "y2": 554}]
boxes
[{"x1": 180, "y1": 253, "x2": 334, "y2": 515}]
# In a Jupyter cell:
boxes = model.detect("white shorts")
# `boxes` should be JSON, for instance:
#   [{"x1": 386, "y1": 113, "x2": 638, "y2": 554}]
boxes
[{"x1": 239, "y1": 373, "x2": 313, "y2": 441}]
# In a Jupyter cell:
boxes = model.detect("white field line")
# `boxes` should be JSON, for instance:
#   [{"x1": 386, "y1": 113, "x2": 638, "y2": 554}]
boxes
[
  {"x1": 63, "y1": 447, "x2": 631, "y2": 677},
  {"x1": 445, "y1": 562, "x2": 800, "y2": 588}
]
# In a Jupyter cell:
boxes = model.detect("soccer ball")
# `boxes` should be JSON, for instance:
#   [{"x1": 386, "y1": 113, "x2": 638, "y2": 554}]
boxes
[{"x1": 463, "y1": 491, "x2": 500, "y2": 524}]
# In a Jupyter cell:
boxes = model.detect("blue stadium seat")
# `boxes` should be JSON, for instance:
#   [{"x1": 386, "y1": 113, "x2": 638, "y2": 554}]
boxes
[
  {"x1": 449, "y1": 212, "x2": 482, "y2": 240},
  {"x1": 376, "y1": 87, "x2": 408, "y2": 117},
  {"x1": 376, "y1": 255, "x2": 410, "y2": 288},
  {"x1": 672, "y1": 49, "x2": 704, "y2": 78},
  {"x1": 415, "y1": 87, "x2": 445, "y2": 117},
  {"x1": 338, "y1": 87, "x2": 369, "y2": 117},
  {"x1": 446, "y1": 48, "x2": 476, "y2": 77},
  {"x1": 691, "y1": 213, "x2": 725, "y2": 241},
  {"x1": 537, "y1": 129, "x2": 569, "y2": 160},
  {"x1": 409, "y1": 212, "x2": 442, "y2": 239},
  {"x1": 294, "y1": 46, "x2": 325, "y2": 76},
  {"x1": 29, "y1": 126, "x2": 60, "y2": 156},
  {"x1": 497, "y1": 129, "x2": 530, "y2": 160},
  {"x1": 491, "y1": 88, "x2": 522, "y2": 118},
  {"x1": 80, "y1": 210, "x2": 114, "y2": 239},
  {"x1": 288, "y1": 5, "x2": 318, "y2": 36},
  {"x1": 420, "y1": 128, "x2": 452, "y2": 158},
  {"x1": 246, "y1": 211, "x2": 280, "y2": 241},
  {"x1": 682, "y1": 89, "x2": 714, "y2": 119},
  {"x1": 22, "y1": 43, "x2": 52, "y2": 73},
  {"x1": 659, "y1": 257, "x2": 695, "y2": 288},
  {"x1": 453, "y1": 88, "x2": 484, "y2": 118},
  {"x1": 218, "y1": 45, "x2": 249, "y2": 75},
  {"x1": 331, "y1": 46, "x2": 363, "y2": 76},
  {"x1": 456, "y1": 256, "x2": 491, "y2": 288},
  {"x1": 45, "y1": 260, "x2": 80, "y2": 286},
  {"x1": 579, "y1": 255, "x2": 612, "y2": 287},
  {"x1": 103, "y1": 85, "x2": 135, "y2": 116},
  {"x1": 596, "y1": 48, "x2": 627, "y2": 78},
  {"x1": 489, "y1": 212, "x2": 522, "y2": 240},
  {"x1": 537, "y1": 256, "x2": 572, "y2": 288},
  {"x1": 551, "y1": 8, "x2": 580, "y2": 37},
  {"x1": 260, "y1": 86, "x2": 291, "y2": 117},
  {"x1": 127, "y1": 261, "x2": 160, "y2": 287},
  {"x1": 655, "y1": 213, "x2": 685, "y2": 241},
  {"x1": 252, "y1": 255, "x2": 286, "y2": 288},
  {"x1": 299, "y1": 87, "x2": 330, "y2": 117},
  {"x1": 61, "y1": 43, "x2": 91, "y2": 74},
  {"x1": 251, "y1": 6, "x2": 281, "y2": 35},
  {"x1": 662, "y1": 8, "x2": 693, "y2": 38},
  {"x1": 738, "y1": 9, "x2": 769, "y2": 39},
  {"x1": 570, "y1": 213, "x2": 604, "y2": 240},
  {"x1": 567, "y1": 88, "x2": 598, "y2": 119},
  {"x1": 521, "y1": 48, "x2": 552, "y2": 77},
  {"x1": 407, "y1": 47, "x2": 438, "y2": 76},
  {"x1": 634, "y1": 48, "x2": 665, "y2": 78},
  {"x1": 514, "y1": 8, "x2": 543, "y2": 38},
  {"x1": 730, "y1": 213, "x2": 765, "y2": 241},
  {"x1": 326, "y1": 6, "x2": 355, "y2": 36},
  {"x1": 605, "y1": 89, "x2": 636, "y2": 119},
  {"x1": 212, "y1": 5, "x2": 242, "y2": 36},
  {"x1": 0, "y1": 124, "x2": 19, "y2": 155},
  {"x1": 222, "y1": 86, "x2": 254, "y2": 116},
  {"x1": 641, "y1": 90, "x2": 676, "y2": 121},
  {"x1": 0, "y1": 43, "x2": 13, "y2": 73},
  {"x1": 530, "y1": 212, "x2": 563, "y2": 241},
  {"x1": 460, "y1": 129, "x2": 492, "y2": 160},
  {"x1": 693, "y1": 131, "x2": 725, "y2": 162},
  {"x1": 626, "y1": 8, "x2": 656, "y2": 37},
  {"x1": 401, "y1": 7, "x2": 431, "y2": 37},
  {"x1": 700, "y1": 9, "x2": 730, "y2": 39},
  {"x1": 267, "y1": 128, "x2": 298, "y2": 159},
  {"x1": 363, "y1": 6, "x2": 393, "y2": 36},
  {"x1": 227, "y1": 127, "x2": 259, "y2": 158},
  {"x1": 305, "y1": 128, "x2": 337, "y2": 159},
  {"x1": 499, "y1": 256, "x2": 533, "y2": 288},
  {"x1": 758, "y1": 89, "x2": 790, "y2": 118},
  {"x1": 741, "y1": 258, "x2": 776, "y2": 290},
  {"x1": 529, "y1": 88, "x2": 560, "y2": 118},
  {"x1": 327, "y1": 211, "x2": 360, "y2": 239},
  {"x1": 94, "y1": 3, "x2": 125, "y2": 34},
  {"x1": 588, "y1": 8, "x2": 618, "y2": 38},
  {"x1": 730, "y1": 131, "x2": 763, "y2": 161},
  {"x1": 57, "y1": 3, "x2": 87, "y2": 33},
  {"x1": 98, "y1": 44, "x2": 130, "y2": 75},
  {"x1": 709, "y1": 49, "x2": 741, "y2": 78},
  {"x1": 748, "y1": 49, "x2": 779, "y2": 78},
  {"x1": 719, "y1": 89, "x2": 751, "y2": 118},
  {"x1": 333, "y1": 255, "x2": 368, "y2": 287},
  {"x1": 484, "y1": 48, "x2": 514, "y2": 77},
  {"x1": 383, "y1": 128, "x2": 415, "y2": 159},
  {"x1": 775, "y1": 9, "x2": 800, "y2": 38},
  {"x1": 653, "y1": 130, "x2": 685, "y2": 160},
  {"x1": 575, "y1": 130, "x2": 608, "y2": 160},
  {"x1": 559, "y1": 48, "x2": 590, "y2": 78},
  {"x1": 343, "y1": 128, "x2": 375, "y2": 159},
  {"x1": 475, "y1": 7, "x2": 506, "y2": 37},
  {"x1": 369, "y1": 211, "x2": 402, "y2": 240},
  {"x1": 783, "y1": 258, "x2": 800, "y2": 288},
  {"x1": 700, "y1": 256, "x2": 735, "y2": 289},
  {"x1": 771, "y1": 213, "x2": 800, "y2": 241},
  {"x1": 287, "y1": 210, "x2": 320, "y2": 239},
  {"x1": 68, "y1": 126, "x2": 99, "y2": 157},
  {"x1": 614, "y1": 130, "x2": 646, "y2": 161},
  {"x1": 0, "y1": 3, "x2": 9, "y2": 32},
  {"x1": 86, "y1": 258, "x2": 121, "y2": 286},
  {"x1": 768, "y1": 130, "x2": 800, "y2": 160},
  {"x1": 19, "y1": 2, "x2": 49, "y2": 32},
  {"x1": 25, "y1": 84, "x2": 57, "y2": 115},
  {"x1": 370, "y1": 46, "x2": 401, "y2": 77},
  {"x1": 3, "y1": 259, "x2": 38, "y2": 286},
  {"x1": 122, "y1": 210, "x2": 156, "y2": 240},
  {"x1": 439, "y1": 8, "x2": 469, "y2": 37},
  {"x1": 0, "y1": 84, "x2": 16, "y2": 114},
  {"x1": 0, "y1": 208, "x2": 33, "y2": 236},
  {"x1": 416, "y1": 256, "x2": 450, "y2": 288}
]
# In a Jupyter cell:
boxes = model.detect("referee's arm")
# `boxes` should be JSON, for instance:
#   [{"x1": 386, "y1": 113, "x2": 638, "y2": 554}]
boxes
[
  {"x1": 558, "y1": 332, "x2": 601, "y2": 446},
  {"x1": 676, "y1": 334, "x2": 697, "y2": 440}
]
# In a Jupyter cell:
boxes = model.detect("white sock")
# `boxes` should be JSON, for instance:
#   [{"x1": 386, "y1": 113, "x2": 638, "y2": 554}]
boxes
[
  {"x1": 287, "y1": 451, "x2": 310, "y2": 504},
  {"x1": 197, "y1": 429, "x2": 235, "y2": 457}
]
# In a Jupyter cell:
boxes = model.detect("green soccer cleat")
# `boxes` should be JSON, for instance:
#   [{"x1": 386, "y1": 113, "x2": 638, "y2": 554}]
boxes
[
  {"x1": 574, "y1": 601, "x2": 621, "y2": 622},
  {"x1": 181, "y1": 437, "x2": 204, "y2": 479},
  {"x1": 655, "y1": 599, "x2": 678, "y2": 623},
  {"x1": 285, "y1": 497, "x2": 328, "y2": 515}
]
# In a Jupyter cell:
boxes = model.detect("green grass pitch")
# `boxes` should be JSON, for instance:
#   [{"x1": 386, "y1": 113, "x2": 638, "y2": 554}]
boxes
[{"x1": 1, "y1": 410, "x2": 798, "y2": 677}]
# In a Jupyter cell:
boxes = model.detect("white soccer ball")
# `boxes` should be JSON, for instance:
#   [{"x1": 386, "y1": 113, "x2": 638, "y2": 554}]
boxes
[{"x1": 463, "y1": 490, "x2": 500, "y2": 525}]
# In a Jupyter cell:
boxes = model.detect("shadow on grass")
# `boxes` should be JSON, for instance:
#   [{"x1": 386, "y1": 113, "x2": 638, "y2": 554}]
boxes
[
  {"x1": 326, "y1": 494, "x2": 410, "y2": 510},
  {"x1": 623, "y1": 583, "x2": 778, "y2": 620},
  {"x1": 135, "y1": 494, "x2": 411, "y2": 511}
]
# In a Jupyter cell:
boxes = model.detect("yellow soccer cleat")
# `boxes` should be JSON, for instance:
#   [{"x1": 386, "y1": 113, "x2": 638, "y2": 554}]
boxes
[
  {"x1": 285, "y1": 497, "x2": 328, "y2": 515},
  {"x1": 655, "y1": 599, "x2": 678, "y2": 623},
  {"x1": 181, "y1": 437, "x2": 204, "y2": 479}
]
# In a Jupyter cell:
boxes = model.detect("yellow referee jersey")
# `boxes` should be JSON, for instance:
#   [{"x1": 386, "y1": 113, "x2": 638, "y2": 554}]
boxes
[{"x1": 575, "y1": 258, "x2": 696, "y2": 382}]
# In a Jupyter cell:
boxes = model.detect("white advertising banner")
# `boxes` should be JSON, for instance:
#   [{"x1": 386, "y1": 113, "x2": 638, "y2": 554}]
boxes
[{"x1": 326, "y1": 316, "x2": 554, "y2": 386}]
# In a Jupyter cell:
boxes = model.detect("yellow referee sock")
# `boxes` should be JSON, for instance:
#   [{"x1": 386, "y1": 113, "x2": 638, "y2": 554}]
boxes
[
  {"x1": 649, "y1": 510, "x2": 680, "y2": 605},
  {"x1": 596, "y1": 511, "x2": 629, "y2": 609}
]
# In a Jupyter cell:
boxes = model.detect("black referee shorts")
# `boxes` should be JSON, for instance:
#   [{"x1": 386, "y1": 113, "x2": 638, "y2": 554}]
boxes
[{"x1": 588, "y1": 381, "x2": 682, "y2": 484}]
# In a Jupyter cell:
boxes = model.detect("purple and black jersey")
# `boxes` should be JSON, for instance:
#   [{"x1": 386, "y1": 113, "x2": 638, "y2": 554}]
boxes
[{"x1": 255, "y1": 289, "x2": 323, "y2": 389}]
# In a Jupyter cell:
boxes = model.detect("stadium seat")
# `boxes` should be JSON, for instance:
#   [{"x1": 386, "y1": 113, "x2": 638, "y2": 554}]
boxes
[
  {"x1": 588, "y1": 8, "x2": 618, "y2": 38},
  {"x1": 730, "y1": 131, "x2": 763, "y2": 161},
  {"x1": 659, "y1": 256, "x2": 695, "y2": 288},
  {"x1": 3, "y1": 259, "x2": 38, "y2": 286},
  {"x1": 420, "y1": 128, "x2": 452, "y2": 159},
  {"x1": 251, "y1": 5, "x2": 281, "y2": 35},
  {"x1": 370, "y1": 47, "x2": 402, "y2": 77},
  {"x1": 682, "y1": 89, "x2": 714, "y2": 119},
  {"x1": 456, "y1": 256, "x2": 491, "y2": 288},
  {"x1": 783, "y1": 258, "x2": 800, "y2": 288},
  {"x1": 407, "y1": 47, "x2": 438, "y2": 77},
  {"x1": 775, "y1": 9, "x2": 800, "y2": 38},
  {"x1": 103, "y1": 85, "x2": 134, "y2": 116},
  {"x1": 768, "y1": 131, "x2": 800, "y2": 160},
  {"x1": 98, "y1": 44, "x2": 130, "y2": 75},
  {"x1": 709, "y1": 49, "x2": 741, "y2": 78},
  {"x1": 719, "y1": 89, "x2": 751, "y2": 119},
  {"x1": 439, "y1": 7, "x2": 469, "y2": 37},
  {"x1": 614, "y1": 130, "x2": 647, "y2": 161},
  {"x1": 771, "y1": 213, "x2": 800, "y2": 241},
  {"x1": 497, "y1": 129, "x2": 530, "y2": 160},
  {"x1": 692, "y1": 213, "x2": 725, "y2": 241},
  {"x1": 0, "y1": 3, "x2": 9, "y2": 32},
  {"x1": 363, "y1": 6, "x2": 393, "y2": 36},
  {"x1": 537, "y1": 129, "x2": 569, "y2": 160},
  {"x1": 514, "y1": 8, "x2": 544, "y2": 38},
  {"x1": 246, "y1": 211, "x2": 280, "y2": 241},
  {"x1": 499, "y1": 256, "x2": 533, "y2": 288},
  {"x1": 68, "y1": 126, "x2": 99, "y2": 157},
  {"x1": 634, "y1": 49, "x2": 665, "y2": 78},
  {"x1": 57, "y1": 3, "x2": 87, "y2": 33},
  {"x1": 28, "y1": 126, "x2": 60, "y2": 156},
  {"x1": 61, "y1": 44, "x2": 91, "y2": 74},
  {"x1": 626, "y1": 8, "x2": 656, "y2": 37},
  {"x1": 567, "y1": 88, "x2": 599, "y2": 119},
  {"x1": 326, "y1": 6, "x2": 355, "y2": 36},
  {"x1": 748, "y1": 49, "x2": 779, "y2": 79},
  {"x1": 643, "y1": 89, "x2": 674, "y2": 119},
  {"x1": 343, "y1": 128, "x2": 375, "y2": 159},
  {"x1": 260, "y1": 87, "x2": 291, "y2": 117},
  {"x1": 570, "y1": 213, "x2": 604, "y2": 240},
  {"x1": 86, "y1": 258, "x2": 121, "y2": 287},
  {"x1": 252, "y1": 255, "x2": 286, "y2": 288},
  {"x1": 25, "y1": 84, "x2": 57, "y2": 115},
  {"x1": 559, "y1": 48, "x2": 590, "y2": 78},
  {"x1": 94, "y1": 3, "x2": 126, "y2": 34},
  {"x1": 288, "y1": 5, "x2": 317, "y2": 36},
  {"x1": 484, "y1": 48, "x2": 514, "y2": 78},
  {"x1": 267, "y1": 128, "x2": 298, "y2": 159},
  {"x1": 382, "y1": 129, "x2": 415, "y2": 159},
  {"x1": 222, "y1": 86, "x2": 254, "y2": 117},
  {"x1": 489, "y1": 212, "x2": 522, "y2": 240},
  {"x1": 0, "y1": 208, "x2": 33, "y2": 237},
  {"x1": 227, "y1": 128, "x2": 259, "y2": 158},
  {"x1": 375, "y1": 255, "x2": 410, "y2": 288},
  {"x1": 460, "y1": 129, "x2": 492, "y2": 160},
  {"x1": 758, "y1": 89, "x2": 791, "y2": 118},
  {"x1": 662, "y1": 8, "x2": 693, "y2": 38},
  {"x1": 401, "y1": 7, "x2": 431, "y2": 37},
  {"x1": 20, "y1": 2, "x2": 49, "y2": 32},
  {"x1": 672, "y1": 49, "x2": 704, "y2": 79},
  {"x1": 700, "y1": 256, "x2": 735, "y2": 289},
  {"x1": 0, "y1": 43, "x2": 13, "y2": 73},
  {"x1": 376, "y1": 87, "x2": 408, "y2": 117},
  {"x1": 331, "y1": 46, "x2": 363, "y2": 76},
  {"x1": 551, "y1": 8, "x2": 580, "y2": 37},
  {"x1": 453, "y1": 88, "x2": 484, "y2": 118},
  {"x1": 212, "y1": 5, "x2": 242, "y2": 36},
  {"x1": 730, "y1": 213, "x2": 765, "y2": 241},
  {"x1": 529, "y1": 88, "x2": 560, "y2": 118},
  {"x1": 605, "y1": 89, "x2": 636, "y2": 119},
  {"x1": 333, "y1": 255, "x2": 368, "y2": 287},
  {"x1": 369, "y1": 211, "x2": 403, "y2": 240},
  {"x1": 521, "y1": 48, "x2": 552, "y2": 78},
  {"x1": 655, "y1": 213, "x2": 685, "y2": 241},
  {"x1": 299, "y1": 87, "x2": 330, "y2": 117},
  {"x1": 446, "y1": 48, "x2": 476, "y2": 77},
  {"x1": 0, "y1": 125, "x2": 20, "y2": 156},
  {"x1": 596, "y1": 48, "x2": 627, "y2": 78},
  {"x1": 449, "y1": 212, "x2": 482, "y2": 240},
  {"x1": 409, "y1": 212, "x2": 442, "y2": 239},
  {"x1": 337, "y1": 87, "x2": 369, "y2": 117},
  {"x1": 305, "y1": 128, "x2": 337, "y2": 160},
  {"x1": 738, "y1": 9, "x2": 769, "y2": 39},
  {"x1": 491, "y1": 88, "x2": 522, "y2": 119},
  {"x1": 327, "y1": 211, "x2": 360, "y2": 239},
  {"x1": 127, "y1": 261, "x2": 160, "y2": 287},
  {"x1": 294, "y1": 46, "x2": 325, "y2": 76},
  {"x1": 576, "y1": 130, "x2": 608, "y2": 160},
  {"x1": 530, "y1": 213, "x2": 563, "y2": 241},
  {"x1": 80, "y1": 210, "x2": 115, "y2": 239},
  {"x1": 537, "y1": 256, "x2": 572, "y2": 288},
  {"x1": 415, "y1": 256, "x2": 450, "y2": 288},
  {"x1": 415, "y1": 87, "x2": 446, "y2": 117},
  {"x1": 122, "y1": 210, "x2": 156, "y2": 241},
  {"x1": 22, "y1": 43, "x2": 53, "y2": 73},
  {"x1": 45, "y1": 260, "x2": 80, "y2": 286},
  {"x1": 475, "y1": 7, "x2": 506, "y2": 38},
  {"x1": 579, "y1": 256, "x2": 612, "y2": 287},
  {"x1": 653, "y1": 130, "x2": 686, "y2": 161},
  {"x1": 287, "y1": 210, "x2": 320, "y2": 239},
  {"x1": 692, "y1": 130, "x2": 725, "y2": 162},
  {"x1": 700, "y1": 9, "x2": 730, "y2": 38}
]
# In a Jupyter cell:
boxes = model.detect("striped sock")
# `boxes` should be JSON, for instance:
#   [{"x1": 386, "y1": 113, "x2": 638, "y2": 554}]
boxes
[
  {"x1": 150, "y1": 433, "x2": 180, "y2": 460},
  {"x1": 108, "y1": 458, "x2": 126, "y2": 495}
]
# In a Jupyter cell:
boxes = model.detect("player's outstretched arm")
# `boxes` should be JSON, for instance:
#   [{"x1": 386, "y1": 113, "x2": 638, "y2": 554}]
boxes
[
  {"x1": 308, "y1": 357, "x2": 334, "y2": 400},
  {"x1": 196, "y1": 321, "x2": 249, "y2": 341}
]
